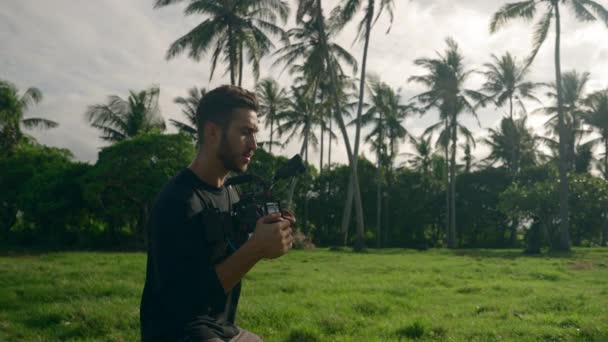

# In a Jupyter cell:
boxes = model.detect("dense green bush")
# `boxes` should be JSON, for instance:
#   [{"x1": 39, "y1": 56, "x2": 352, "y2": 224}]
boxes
[{"x1": 2, "y1": 137, "x2": 607, "y2": 251}]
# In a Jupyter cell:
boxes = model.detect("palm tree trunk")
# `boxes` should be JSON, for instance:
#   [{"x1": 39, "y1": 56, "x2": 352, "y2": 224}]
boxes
[
  {"x1": 269, "y1": 115, "x2": 274, "y2": 155},
  {"x1": 554, "y1": 3, "x2": 572, "y2": 251},
  {"x1": 342, "y1": 172, "x2": 354, "y2": 245},
  {"x1": 602, "y1": 213, "x2": 608, "y2": 247},
  {"x1": 287, "y1": 131, "x2": 309, "y2": 208},
  {"x1": 569, "y1": 125, "x2": 576, "y2": 172},
  {"x1": 444, "y1": 120, "x2": 450, "y2": 247},
  {"x1": 383, "y1": 182, "x2": 389, "y2": 247},
  {"x1": 303, "y1": 134, "x2": 309, "y2": 232},
  {"x1": 376, "y1": 154, "x2": 382, "y2": 248},
  {"x1": 604, "y1": 137, "x2": 608, "y2": 180},
  {"x1": 328, "y1": 117, "x2": 332, "y2": 169},
  {"x1": 238, "y1": 43, "x2": 243, "y2": 87},
  {"x1": 341, "y1": 0, "x2": 374, "y2": 249},
  {"x1": 449, "y1": 117, "x2": 457, "y2": 249},
  {"x1": 228, "y1": 25, "x2": 237, "y2": 86},
  {"x1": 320, "y1": 95, "x2": 325, "y2": 175},
  {"x1": 305, "y1": 128, "x2": 309, "y2": 163},
  {"x1": 319, "y1": 105, "x2": 325, "y2": 237},
  {"x1": 603, "y1": 139, "x2": 608, "y2": 246},
  {"x1": 313, "y1": 0, "x2": 366, "y2": 251},
  {"x1": 509, "y1": 95, "x2": 517, "y2": 176},
  {"x1": 508, "y1": 95, "x2": 518, "y2": 246}
]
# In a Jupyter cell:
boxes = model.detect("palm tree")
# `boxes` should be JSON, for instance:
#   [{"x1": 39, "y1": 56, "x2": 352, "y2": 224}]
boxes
[
  {"x1": 356, "y1": 80, "x2": 411, "y2": 247},
  {"x1": 490, "y1": 0, "x2": 608, "y2": 251},
  {"x1": 331, "y1": 0, "x2": 395, "y2": 246},
  {"x1": 170, "y1": 86, "x2": 206, "y2": 143},
  {"x1": 484, "y1": 115, "x2": 542, "y2": 245},
  {"x1": 582, "y1": 89, "x2": 608, "y2": 180},
  {"x1": 536, "y1": 70, "x2": 591, "y2": 172},
  {"x1": 0, "y1": 80, "x2": 58, "y2": 154},
  {"x1": 484, "y1": 116, "x2": 540, "y2": 173},
  {"x1": 460, "y1": 141, "x2": 475, "y2": 173},
  {"x1": 480, "y1": 52, "x2": 540, "y2": 178},
  {"x1": 85, "y1": 86, "x2": 166, "y2": 143},
  {"x1": 275, "y1": 85, "x2": 330, "y2": 230},
  {"x1": 276, "y1": 86, "x2": 320, "y2": 164},
  {"x1": 480, "y1": 52, "x2": 540, "y2": 120},
  {"x1": 256, "y1": 78, "x2": 290, "y2": 155},
  {"x1": 155, "y1": 0, "x2": 289, "y2": 86},
  {"x1": 403, "y1": 134, "x2": 434, "y2": 176},
  {"x1": 409, "y1": 37, "x2": 484, "y2": 248},
  {"x1": 275, "y1": 2, "x2": 368, "y2": 250},
  {"x1": 320, "y1": 74, "x2": 358, "y2": 174}
]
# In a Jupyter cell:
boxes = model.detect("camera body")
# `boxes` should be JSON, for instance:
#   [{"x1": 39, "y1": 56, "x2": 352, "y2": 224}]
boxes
[
  {"x1": 226, "y1": 154, "x2": 305, "y2": 238},
  {"x1": 231, "y1": 192, "x2": 282, "y2": 235},
  {"x1": 202, "y1": 155, "x2": 305, "y2": 263}
]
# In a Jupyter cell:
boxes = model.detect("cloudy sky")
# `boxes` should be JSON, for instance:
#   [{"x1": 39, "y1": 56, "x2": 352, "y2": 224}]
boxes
[{"x1": 2, "y1": 0, "x2": 608, "y2": 168}]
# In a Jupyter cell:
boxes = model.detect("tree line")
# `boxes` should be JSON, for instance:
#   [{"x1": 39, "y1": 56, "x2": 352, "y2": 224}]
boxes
[{"x1": 2, "y1": 0, "x2": 608, "y2": 252}]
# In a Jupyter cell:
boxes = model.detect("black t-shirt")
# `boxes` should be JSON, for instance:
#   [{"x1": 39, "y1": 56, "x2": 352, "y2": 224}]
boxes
[{"x1": 140, "y1": 168, "x2": 242, "y2": 341}]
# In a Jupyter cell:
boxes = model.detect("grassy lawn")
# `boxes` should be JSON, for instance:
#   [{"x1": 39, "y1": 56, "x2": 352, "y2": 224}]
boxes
[{"x1": 0, "y1": 248, "x2": 607, "y2": 341}]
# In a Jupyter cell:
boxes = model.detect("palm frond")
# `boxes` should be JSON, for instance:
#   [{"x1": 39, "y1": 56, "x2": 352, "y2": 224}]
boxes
[
  {"x1": 525, "y1": 8, "x2": 552, "y2": 67},
  {"x1": 576, "y1": 0, "x2": 608, "y2": 26},
  {"x1": 490, "y1": 0, "x2": 538, "y2": 33},
  {"x1": 21, "y1": 118, "x2": 58, "y2": 130}
]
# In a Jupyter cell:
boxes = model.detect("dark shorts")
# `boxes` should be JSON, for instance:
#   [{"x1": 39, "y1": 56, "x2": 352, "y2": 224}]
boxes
[{"x1": 180, "y1": 328, "x2": 262, "y2": 342}]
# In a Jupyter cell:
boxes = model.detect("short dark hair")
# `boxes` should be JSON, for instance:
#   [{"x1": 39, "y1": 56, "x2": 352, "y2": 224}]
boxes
[{"x1": 195, "y1": 85, "x2": 259, "y2": 144}]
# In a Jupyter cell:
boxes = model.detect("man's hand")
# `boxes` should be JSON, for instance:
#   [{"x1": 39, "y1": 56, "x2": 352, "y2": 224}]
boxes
[
  {"x1": 250, "y1": 213, "x2": 294, "y2": 259},
  {"x1": 215, "y1": 211, "x2": 296, "y2": 293},
  {"x1": 280, "y1": 209, "x2": 296, "y2": 226}
]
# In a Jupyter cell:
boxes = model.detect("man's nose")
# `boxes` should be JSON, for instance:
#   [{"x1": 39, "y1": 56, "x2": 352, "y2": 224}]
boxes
[{"x1": 249, "y1": 134, "x2": 257, "y2": 151}]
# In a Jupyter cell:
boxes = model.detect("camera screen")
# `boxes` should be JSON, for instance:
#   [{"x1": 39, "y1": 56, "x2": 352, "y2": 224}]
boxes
[{"x1": 265, "y1": 202, "x2": 280, "y2": 214}]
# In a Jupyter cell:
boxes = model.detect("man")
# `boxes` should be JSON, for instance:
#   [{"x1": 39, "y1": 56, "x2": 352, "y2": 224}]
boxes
[{"x1": 140, "y1": 85, "x2": 295, "y2": 341}]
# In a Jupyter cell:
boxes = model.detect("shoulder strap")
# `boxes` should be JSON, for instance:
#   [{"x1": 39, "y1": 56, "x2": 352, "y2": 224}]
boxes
[
  {"x1": 193, "y1": 188, "x2": 214, "y2": 210},
  {"x1": 226, "y1": 185, "x2": 240, "y2": 212}
]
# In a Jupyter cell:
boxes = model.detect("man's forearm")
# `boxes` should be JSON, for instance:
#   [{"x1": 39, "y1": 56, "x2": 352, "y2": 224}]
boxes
[{"x1": 214, "y1": 239, "x2": 263, "y2": 293}]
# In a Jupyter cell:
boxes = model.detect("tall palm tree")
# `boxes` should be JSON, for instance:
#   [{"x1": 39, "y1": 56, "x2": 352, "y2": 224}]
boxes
[
  {"x1": 275, "y1": 2, "x2": 368, "y2": 250},
  {"x1": 275, "y1": 85, "x2": 331, "y2": 229},
  {"x1": 310, "y1": 1, "x2": 368, "y2": 250},
  {"x1": 490, "y1": 0, "x2": 608, "y2": 251},
  {"x1": 256, "y1": 78, "x2": 290, "y2": 154},
  {"x1": 331, "y1": 0, "x2": 395, "y2": 243},
  {"x1": 409, "y1": 37, "x2": 484, "y2": 248},
  {"x1": 480, "y1": 52, "x2": 540, "y2": 120},
  {"x1": 484, "y1": 115, "x2": 542, "y2": 245},
  {"x1": 155, "y1": 0, "x2": 289, "y2": 86},
  {"x1": 170, "y1": 86, "x2": 206, "y2": 143},
  {"x1": 85, "y1": 86, "x2": 166, "y2": 143},
  {"x1": 356, "y1": 80, "x2": 411, "y2": 247},
  {"x1": 0, "y1": 80, "x2": 58, "y2": 154},
  {"x1": 276, "y1": 86, "x2": 320, "y2": 164},
  {"x1": 536, "y1": 70, "x2": 591, "y2": 172},
  {"x1": 321, "y1": 74, "x2": 358, "y2": 173},
  {"x1": 480, "y1": 52, "x2": 540, "y2": 178},
  {"x1": 582, "y1": 89, "x2": 608, "y2": 180}
]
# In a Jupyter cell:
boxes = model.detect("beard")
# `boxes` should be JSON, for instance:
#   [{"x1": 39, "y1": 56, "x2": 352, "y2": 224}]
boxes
[{"x1": 217, "y1": 132, "x2": 246, "y2": 173}]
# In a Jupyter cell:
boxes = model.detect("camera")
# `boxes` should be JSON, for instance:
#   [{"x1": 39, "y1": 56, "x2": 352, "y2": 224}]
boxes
[
  {"x1": 201, "y1": 154, "x2": 305, "y2": 263},
  {"x1": 226, "y1": 154, "x2": 306, "y2": 236}
]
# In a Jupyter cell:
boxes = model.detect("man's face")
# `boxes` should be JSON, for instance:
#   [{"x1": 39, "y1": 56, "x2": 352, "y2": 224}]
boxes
[{"x1": 217, "y1": 108, "x2": 258, "y2": 173}]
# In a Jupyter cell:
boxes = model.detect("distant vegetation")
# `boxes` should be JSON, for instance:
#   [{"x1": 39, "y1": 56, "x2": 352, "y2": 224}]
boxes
[{"x1": 2, "y1": 0, "x2": 608, "y2": 252}]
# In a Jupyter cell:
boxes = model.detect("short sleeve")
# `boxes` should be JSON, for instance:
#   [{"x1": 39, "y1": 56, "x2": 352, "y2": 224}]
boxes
[{"x1": 150, "y1": 195, "x2": 228, "y2": 318}]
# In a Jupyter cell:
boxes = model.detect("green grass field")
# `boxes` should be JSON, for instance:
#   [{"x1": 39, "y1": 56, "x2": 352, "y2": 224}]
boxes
[{"x1": 1, "y1": 248, "x2": 607, "y2": 341}]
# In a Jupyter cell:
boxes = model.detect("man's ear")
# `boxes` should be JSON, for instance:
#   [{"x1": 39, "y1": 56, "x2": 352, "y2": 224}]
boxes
[{"x1": 204, "y1": 121, "x2": 220, "y2": 144}]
